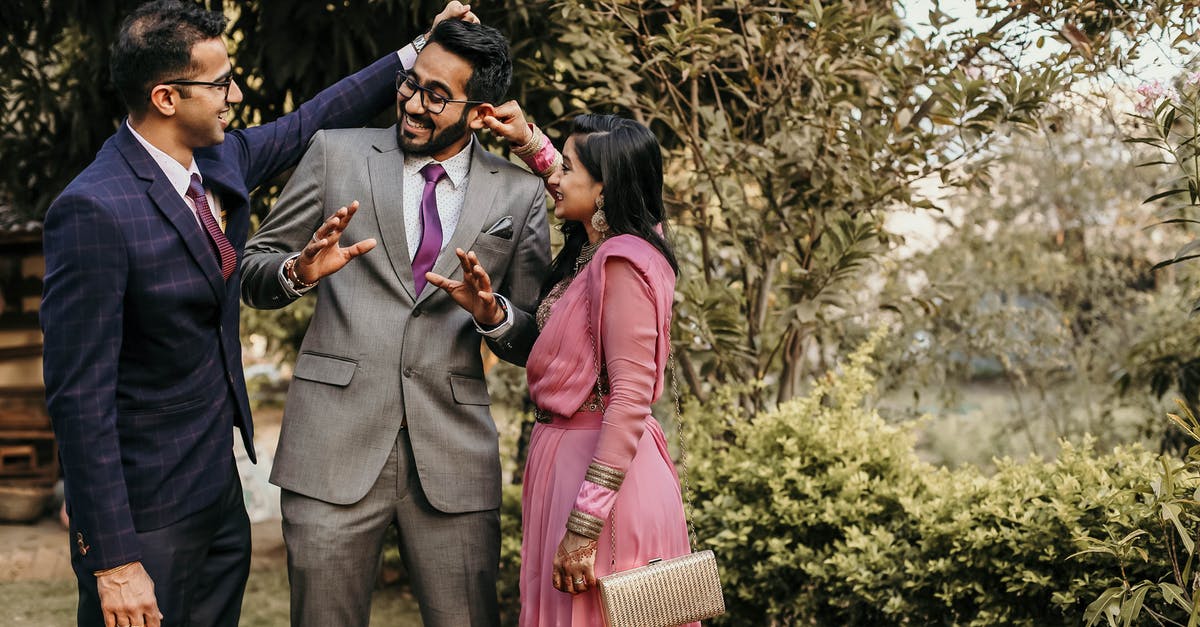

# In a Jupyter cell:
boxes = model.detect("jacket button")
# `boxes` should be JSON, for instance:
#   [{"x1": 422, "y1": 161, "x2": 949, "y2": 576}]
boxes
[
  {"x1": 403, "y1": 368, "x2": 414, "y2": 378},
  {"x1": 412, "y1": 308, "x2": 421, "y2": 318}
]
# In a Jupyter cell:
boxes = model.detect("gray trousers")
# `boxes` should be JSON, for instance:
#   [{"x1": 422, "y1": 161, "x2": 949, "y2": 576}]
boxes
[{"x1": 281, "y1": 429, "x2": 500, "y2": 627}]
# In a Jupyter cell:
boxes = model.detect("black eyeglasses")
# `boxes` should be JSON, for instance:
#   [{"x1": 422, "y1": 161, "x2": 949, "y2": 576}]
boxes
[
  {"x1": 161, "y1": 74, "x2": 236, "y2": 100},
  {"x1": 395, "y1": 70, "x2": 484, "y2": 114}
]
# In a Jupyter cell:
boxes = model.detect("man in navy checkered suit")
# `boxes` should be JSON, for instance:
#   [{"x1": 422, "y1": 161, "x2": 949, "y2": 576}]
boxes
[{"x1": 41, "y1": 2, "x2": 476, "y2": 625}]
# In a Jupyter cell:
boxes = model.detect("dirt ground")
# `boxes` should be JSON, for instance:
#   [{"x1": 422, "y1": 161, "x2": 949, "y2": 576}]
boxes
[{"x1": 0, "y1": 405, "x2": 424, "y2": 624}]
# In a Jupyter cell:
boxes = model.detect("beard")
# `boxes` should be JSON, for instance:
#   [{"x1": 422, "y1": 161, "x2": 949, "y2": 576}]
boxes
[{"x1": 398, "y1": 108, "x2": 470, "y2": 157}]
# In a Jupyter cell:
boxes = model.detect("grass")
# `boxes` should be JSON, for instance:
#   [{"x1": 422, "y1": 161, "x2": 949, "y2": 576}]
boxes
[{"x1": 1, "y1": 567, "x2": 424, "y2": 626}]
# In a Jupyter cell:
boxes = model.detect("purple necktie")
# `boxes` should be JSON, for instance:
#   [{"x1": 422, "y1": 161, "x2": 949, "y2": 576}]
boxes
[
  {"x1": 412, "y1": 163, "x2": 447, "y2": 294},
  {"x1": 186, "y1": 174, "x2": 237, "y2": 280}
]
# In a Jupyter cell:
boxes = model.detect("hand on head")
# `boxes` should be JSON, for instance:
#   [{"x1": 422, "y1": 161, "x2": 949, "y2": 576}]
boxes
[{"x1": 430, "y1": 1, "x2": 480, "y2": 34}]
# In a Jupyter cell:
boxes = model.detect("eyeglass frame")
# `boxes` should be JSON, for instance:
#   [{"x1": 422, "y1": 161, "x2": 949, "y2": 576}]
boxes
[
  {"x1": 159, "y1": 73, "x2": 237, "y2": 100},
  {"x1": 395, "y1": 69, "x2": 485, "y2": 115}
]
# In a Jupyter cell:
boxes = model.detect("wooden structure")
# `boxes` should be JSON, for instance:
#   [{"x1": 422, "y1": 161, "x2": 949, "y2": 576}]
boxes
[{"x1": 0, "y1": 204, "x2": 53, "y2": 522}]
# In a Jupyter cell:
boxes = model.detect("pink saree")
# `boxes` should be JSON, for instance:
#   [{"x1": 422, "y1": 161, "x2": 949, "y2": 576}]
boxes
[{"x1": 518, "y1": 235, "x2": 696, "y2": 626}]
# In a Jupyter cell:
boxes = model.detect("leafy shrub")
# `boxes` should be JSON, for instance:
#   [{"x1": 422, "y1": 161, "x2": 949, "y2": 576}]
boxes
[
  {"x1": 490, "y1": 330, "x2": 1199, "y2": 625},
  {"x1": 684, "y1": 330, "x2": 1196, "y2": 625}
]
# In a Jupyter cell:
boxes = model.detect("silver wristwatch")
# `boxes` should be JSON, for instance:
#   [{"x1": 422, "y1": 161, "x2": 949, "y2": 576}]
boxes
[{"x1": 412, "y1": 33, "x2": 427, "y2": 53}]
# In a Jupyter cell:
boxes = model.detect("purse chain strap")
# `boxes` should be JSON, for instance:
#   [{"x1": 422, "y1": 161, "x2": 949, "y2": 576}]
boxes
[{"x1": 582, "y1": 268, "x2": 699, "y2": 568}]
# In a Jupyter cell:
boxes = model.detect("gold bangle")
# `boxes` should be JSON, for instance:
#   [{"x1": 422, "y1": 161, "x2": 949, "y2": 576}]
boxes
[
  {"x1": 511, "y1": 125, "x2": 544, "y2": 158},
  {"x1": 566, "y1": 509, "x2": 604, "y2": 540},
  {"x1": 584, "y1": 462, "x2": 625, "y2": 491},
  {"x1": 539, "y1": 150, "x2": 562, "y2": 180}
]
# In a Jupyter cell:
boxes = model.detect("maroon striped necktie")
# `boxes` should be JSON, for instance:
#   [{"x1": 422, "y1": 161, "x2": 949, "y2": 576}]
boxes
[{"x1": 186, "y1": 173, "x2": 237, "y2": 280}]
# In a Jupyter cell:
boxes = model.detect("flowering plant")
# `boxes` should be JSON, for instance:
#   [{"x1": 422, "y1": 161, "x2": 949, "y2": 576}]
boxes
[{"x1": 1133, "y1": 72, "x2": 1200, "y2": 309}]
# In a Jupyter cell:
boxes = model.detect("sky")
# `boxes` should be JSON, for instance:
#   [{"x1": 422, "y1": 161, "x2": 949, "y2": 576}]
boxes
[
  {"x1": 885, "y1": 1, "x2": 1195, "y2": 257},
  {"x1": 901, "y1": 0, "x2": 1193, "y2": 83}
]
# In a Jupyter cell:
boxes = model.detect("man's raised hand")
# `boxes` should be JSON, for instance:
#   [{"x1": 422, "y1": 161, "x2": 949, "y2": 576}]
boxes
[
  {"x1": 425, "y1": 248, "x2": 504, "y2": 326},
  {"x1": 294, "y1": 201, "x2": 377, "y2": 284}
]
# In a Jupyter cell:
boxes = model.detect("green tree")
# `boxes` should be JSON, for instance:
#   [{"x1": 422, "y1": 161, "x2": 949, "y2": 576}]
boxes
[
  {"x1": 0, "y1": 0, "x2": 561, "y2": 219},
  {"x1": 541, "y1": 0, "x2": 1199, "y2": 412}
]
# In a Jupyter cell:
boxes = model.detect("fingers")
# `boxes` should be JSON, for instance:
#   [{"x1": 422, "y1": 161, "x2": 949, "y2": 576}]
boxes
[
  {"x1": 424, "y1": 271, "x2": 460, "y2": 291},
  {"x1": 491, "y1": 100, "x2": 522, "y2": 119},
  {"x1": 471, "y1": 259, "x2": 493, "y2": 293},
  {"x1": 433, "y1": 2, "x2": 477, "y2": 28},
  {"x1": 301, "y1": 201, "x2": 365, "y2": 260},
  {"x1": 455, "y1": 247, "x2": 473, "y2": 275},
  {"x1": 565, "y1": 569, "x2": 587, "y2": 594},
  {"x1": 551, "y1": 558, "x2": 587, "y2": 595},
  {"x1": 582, "y1": 561, "x2": 597, "y2": 588},
  {"x1": 480, "y1": 101, "x2": 530, "y2": 144},
  {"x1": 456, "y1": 250, "x2": 493, "y2": 290},
  {"x1": 480, "y1": 115, "x2": 508, "y2": 135},
  {"x1": 312, "y1": 203, "x2": 350, "y2": 241},
  {"x1": 345, "y1": 238, "x2": 377, "y2": 258},
  {"x1": 455, "y1": 249, "x2": 482, "y2": 288}
]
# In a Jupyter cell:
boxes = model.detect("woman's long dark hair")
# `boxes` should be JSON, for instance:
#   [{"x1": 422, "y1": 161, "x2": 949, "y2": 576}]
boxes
[{"x1": 540, "y1": 114, "x2": 679, "y2": 298}]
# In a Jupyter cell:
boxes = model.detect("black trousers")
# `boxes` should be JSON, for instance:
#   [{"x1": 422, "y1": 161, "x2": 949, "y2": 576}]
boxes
[{"x1": 74, "y1": 463, "x2": 252, "y2": 627}]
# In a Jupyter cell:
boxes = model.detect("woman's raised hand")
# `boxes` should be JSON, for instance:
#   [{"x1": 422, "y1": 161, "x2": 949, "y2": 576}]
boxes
[{"x1": 481, "y1": 100, "x2": 532, "y2": 146}]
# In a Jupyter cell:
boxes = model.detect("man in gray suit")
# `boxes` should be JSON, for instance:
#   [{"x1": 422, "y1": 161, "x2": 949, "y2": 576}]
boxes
[{"x1": 240, "y1": 20, "x2": 549, "y2": 627}]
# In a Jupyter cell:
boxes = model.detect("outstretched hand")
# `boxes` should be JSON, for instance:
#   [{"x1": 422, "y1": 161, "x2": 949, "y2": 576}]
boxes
[
  {"x1": 425, "y1": 248, "x2": 504, "y2": 326},
  {"x1": 429, "y1": 1, "x2": 480, "y2": 36},
  {"x1": 481, "y1": 100, "x2": 531, "y2": 145},
  {"x1": 294, "y1": 201, "x2": 377, "y2": 284}
]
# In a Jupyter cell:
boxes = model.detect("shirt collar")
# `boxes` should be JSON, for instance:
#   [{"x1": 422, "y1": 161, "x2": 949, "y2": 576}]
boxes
[
  {"x1": 404, "y1": 135, "x2": 475, "y2": 188},
  {"x1": 126, "y1": 120, "x2": 201, "y2": 197}
]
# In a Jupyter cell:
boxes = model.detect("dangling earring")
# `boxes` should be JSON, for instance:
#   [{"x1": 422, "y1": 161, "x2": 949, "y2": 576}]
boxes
[{"x1": 591, "y1": 195, "x2": 609, "y2": 234}]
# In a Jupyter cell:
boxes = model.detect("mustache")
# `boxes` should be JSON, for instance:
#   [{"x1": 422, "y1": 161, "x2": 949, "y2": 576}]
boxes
[{"x1": 405, "y1": 112, "x2": 434, "y2": 128}]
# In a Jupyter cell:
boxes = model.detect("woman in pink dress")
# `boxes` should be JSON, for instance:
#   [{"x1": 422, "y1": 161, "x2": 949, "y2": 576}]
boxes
[{"x1": 429, "y1": 105, "x2": 695, "y2": 626}]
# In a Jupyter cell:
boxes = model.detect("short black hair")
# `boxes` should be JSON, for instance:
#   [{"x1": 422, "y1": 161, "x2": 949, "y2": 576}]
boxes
[
  {"x1": 426, "y1": 20, "x2": 512, "y2": 105},
  {"x1": 110, "y1": 0, "x2": 227, "y2": 115}
]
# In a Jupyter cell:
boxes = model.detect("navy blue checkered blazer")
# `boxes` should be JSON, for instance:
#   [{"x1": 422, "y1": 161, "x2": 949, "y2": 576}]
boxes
[{"x1": 41, "y1": 53, "x2": 401, "y2": 572}]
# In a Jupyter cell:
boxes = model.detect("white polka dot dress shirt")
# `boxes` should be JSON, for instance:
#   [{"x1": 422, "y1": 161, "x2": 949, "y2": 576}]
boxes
[{"x1": 402, "y1": 137, "x2": 475, "y2": 260}]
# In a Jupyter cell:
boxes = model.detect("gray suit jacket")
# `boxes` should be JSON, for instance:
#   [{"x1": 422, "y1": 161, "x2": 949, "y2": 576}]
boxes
[{"x1": 241, "y1": 127, "x2": 550, "y2": 513}]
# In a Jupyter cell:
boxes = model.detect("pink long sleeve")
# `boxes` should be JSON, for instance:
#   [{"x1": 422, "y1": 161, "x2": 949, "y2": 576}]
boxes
[
  {"x1": 572, "y1": 257, "x2": 665, "y2": 520},
  {"x1": 513, "y1": 123, "x2": 561, "y2": 180}
]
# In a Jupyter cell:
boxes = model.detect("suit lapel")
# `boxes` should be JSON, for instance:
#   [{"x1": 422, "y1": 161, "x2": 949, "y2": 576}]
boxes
[
  {"x1": 418, "y1": 141, "x2": 500, "y2": 306},
  {"x1": 114, "y1": 125, "x2": 224, "y2": 301},
  {"x1": 368, "y1": 131, "x2": 417, "y2": 302}
]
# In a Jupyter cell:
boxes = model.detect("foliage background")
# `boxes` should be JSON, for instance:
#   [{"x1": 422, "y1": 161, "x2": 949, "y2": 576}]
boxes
[{"x1": 8, "y1": 0, "x2": 1200, "y2": 624}]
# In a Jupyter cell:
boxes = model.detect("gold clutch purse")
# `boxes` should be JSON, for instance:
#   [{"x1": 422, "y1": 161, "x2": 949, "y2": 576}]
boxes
[{"x1": 598, "y1": 550, "x2": 725, "y2": 627}]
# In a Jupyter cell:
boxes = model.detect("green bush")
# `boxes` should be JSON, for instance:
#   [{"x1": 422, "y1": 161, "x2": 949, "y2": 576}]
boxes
[
  {"x1": 684, "y1": 330, "x2": 1198, "y2": 626},
  {"x1": 492, "y1": 330, "x2": 1200, "y2": 624},
  {"x1": 499, "y1": 482, "x2": 523, "y2": 627}
]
